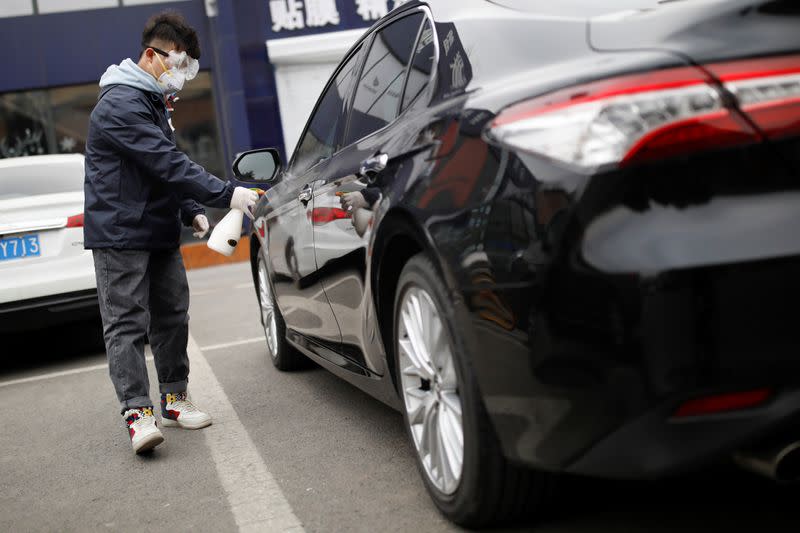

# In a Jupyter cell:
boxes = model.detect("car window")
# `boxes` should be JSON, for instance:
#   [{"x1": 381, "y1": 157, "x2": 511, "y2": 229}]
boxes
[
  {"x1": 401, "y1": 18, "x2": 435, "y2": 112},
  {"x1": 291, "y1": 46, "x2": 363, "y2": 176},
  {"x1": 344, "y1": 13, "x2": 424, "y2": 145}
]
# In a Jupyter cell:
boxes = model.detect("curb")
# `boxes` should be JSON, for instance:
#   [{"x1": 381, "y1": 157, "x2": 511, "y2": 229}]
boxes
[{"x1": 180, "y1": 238, "x2": 250, "y2": 271}]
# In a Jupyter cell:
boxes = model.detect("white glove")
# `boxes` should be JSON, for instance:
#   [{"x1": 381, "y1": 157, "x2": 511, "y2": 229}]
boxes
[
  {"x1": 339, "y1": 192, "x2": 369, "y2": 212},
  {"x1": 230, "y1": 186, "x2": 259, "y2": 219},
  {"x1": 192, "y1": 214, "x2": 209, "y2": 238}
]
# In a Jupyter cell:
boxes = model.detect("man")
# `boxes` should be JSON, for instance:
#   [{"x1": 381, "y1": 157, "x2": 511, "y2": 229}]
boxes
[{"x1": 84, "y1": 11, "x2": 258, "y2": 454}]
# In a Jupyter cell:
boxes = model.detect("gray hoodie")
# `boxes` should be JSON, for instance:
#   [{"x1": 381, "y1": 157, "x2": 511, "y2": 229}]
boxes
[{"x1": 99, "y1": 58, "x2": 163, "y2": 95}]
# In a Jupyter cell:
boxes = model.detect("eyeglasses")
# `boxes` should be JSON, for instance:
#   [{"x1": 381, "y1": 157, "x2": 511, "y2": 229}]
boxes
[
  {"x1": 148, "y1": 46, "x2": 170, "y2": 58},
  {"x1": 143, "y1": 46, "x2": 200, "y2": 80}
]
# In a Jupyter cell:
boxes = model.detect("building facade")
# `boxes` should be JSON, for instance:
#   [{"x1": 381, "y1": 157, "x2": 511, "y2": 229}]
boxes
[{"x1": 0, "y1": 0, "x2": 410, "y2": 183}]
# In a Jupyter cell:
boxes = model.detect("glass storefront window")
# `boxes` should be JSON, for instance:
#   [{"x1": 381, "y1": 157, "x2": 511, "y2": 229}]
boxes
[
  {"x1": 50, "y1": 85, "x2": 96, "y2": 156},
  {"x1": 0, "y1": 91, "x2": 51, "y2": 158},
  {"x1": 171, "y1": 71, "x2": 224, "y2": 178}
]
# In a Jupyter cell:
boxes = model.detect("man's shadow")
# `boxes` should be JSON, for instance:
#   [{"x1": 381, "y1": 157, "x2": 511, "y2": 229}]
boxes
[{"x1": 2, "y1": 318, "x2": 105, "y2": 375}]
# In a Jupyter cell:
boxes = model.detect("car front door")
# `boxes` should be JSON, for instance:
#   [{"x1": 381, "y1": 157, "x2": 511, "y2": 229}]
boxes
[
  {"x1": 258, "y1": 45, "x2": 365, "y2": 350},
  {"x1": 310, "y1": 10, "x2": 437, "y2": 373}
]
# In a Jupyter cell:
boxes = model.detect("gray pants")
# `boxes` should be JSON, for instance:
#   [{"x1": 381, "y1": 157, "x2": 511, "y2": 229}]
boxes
[{"x1": 93, "y1": 248, "x2": 190, "y2": 414}]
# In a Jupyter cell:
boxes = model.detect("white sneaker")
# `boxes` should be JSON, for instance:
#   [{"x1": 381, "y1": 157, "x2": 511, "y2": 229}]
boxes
[
  {"x1": 160, "y1": 392, "x2": 212, "y2": 429},
  {"x1": 124, "y1": 407, "x2": 164, "y2": 454}
]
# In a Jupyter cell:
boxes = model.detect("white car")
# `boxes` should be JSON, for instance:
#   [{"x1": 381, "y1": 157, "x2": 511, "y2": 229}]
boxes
[{"x1": 0, "y1": 154, "x2": 98, "y2": 333}]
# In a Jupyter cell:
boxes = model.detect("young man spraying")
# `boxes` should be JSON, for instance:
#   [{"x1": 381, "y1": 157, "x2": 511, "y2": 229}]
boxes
[{"x1": 84, "y1": 12, "x2": 258, "y2": 454}]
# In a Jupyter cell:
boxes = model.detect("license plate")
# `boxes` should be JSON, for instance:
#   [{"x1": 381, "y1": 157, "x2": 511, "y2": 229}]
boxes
[{"x1": 0, "y1": 234, "x2": 41, "y2": 261}]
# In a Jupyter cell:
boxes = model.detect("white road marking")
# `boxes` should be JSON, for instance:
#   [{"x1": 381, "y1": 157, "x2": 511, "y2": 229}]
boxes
[
  {"x1": 0, "y1": 331, "x2": 264, "y2": 388},
  {"x1": 200, "y1": 337, "x2": 264, "y2": 352},
  {"x1": 187, "y1": 335, "x2": 305, "y2": 532},
  {"x1": 192, "y1": 283, "x2": 253, "y2": 297},
  {"x1": 0, "y1": 356, "x2": 154, "y2": 389}
]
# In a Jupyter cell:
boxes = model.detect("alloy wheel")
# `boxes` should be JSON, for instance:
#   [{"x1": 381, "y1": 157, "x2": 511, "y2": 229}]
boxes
[
  {"x1": 258, "y1": 257, "x2": 278, "y2": 357},
  {"x1": 398, "y1": 286, "x2": 464, "y2": 495}
]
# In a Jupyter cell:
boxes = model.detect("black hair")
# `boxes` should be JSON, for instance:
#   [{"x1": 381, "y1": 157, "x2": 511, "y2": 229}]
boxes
[{"x1": 141, "y1": 11, "x2": 201, "y2": 59}]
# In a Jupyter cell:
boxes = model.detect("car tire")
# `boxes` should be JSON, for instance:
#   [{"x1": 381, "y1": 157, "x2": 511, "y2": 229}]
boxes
[
  {"x1": 256, "y1": 253, "x2": 306, "y2": 371},
  {"x1": 393, "y1": 253, "x2": 550, "y2": 527}
]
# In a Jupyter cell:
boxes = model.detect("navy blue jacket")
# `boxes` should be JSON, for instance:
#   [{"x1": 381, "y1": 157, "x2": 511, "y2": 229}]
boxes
[{"x1": 84, "y1": 84, "x2": 234, "y2": 249}]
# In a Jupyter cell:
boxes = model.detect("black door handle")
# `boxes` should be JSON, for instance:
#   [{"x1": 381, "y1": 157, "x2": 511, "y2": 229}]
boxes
[{"x1": 298, "y1": 185, "x2": 312, "y2": 205}]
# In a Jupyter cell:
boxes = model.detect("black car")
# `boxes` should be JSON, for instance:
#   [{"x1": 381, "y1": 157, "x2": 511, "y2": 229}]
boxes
[{"x1": 234, "y1": 0, "x2": 800, "y2": 527}]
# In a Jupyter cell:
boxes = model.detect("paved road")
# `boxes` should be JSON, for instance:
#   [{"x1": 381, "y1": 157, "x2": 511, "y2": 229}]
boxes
[{"x1": 1, "y1": 263, "x2": 798, "y2": 532}]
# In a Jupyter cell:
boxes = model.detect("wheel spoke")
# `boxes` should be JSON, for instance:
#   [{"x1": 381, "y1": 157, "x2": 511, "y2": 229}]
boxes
[
  {"x1": 421, "y1": 294, "x2": 434, "y2": 350},
  {"x1": 440, "y1": 402, "x2": 464, "y2": 457},
  {"x1": 405, "y1": 388, "x2": 431, "y2": 425},
  {"x1": 426, "y1": 316, "x2": 444, "y2": 369},
  {"x1": 401, "y1": 303, "x2": 435, "y2": 379},
  {"x1": 418, "y1": 402, "x2": 434, "y2": 461},
  {"x1": 424, "y1": 407, "x2": 440, "y2": 477},
  {"x1": 437, "y1": 418, "x2": 456, "y2": 489},
  {"x1": 439, "y1": 353, "x2": 458, "y2": 390},
  {"x1": 440, "y1": 391, "x2": 462, "y2": 420},
  {"x1": 258, "y1": 260, "x2": 278, "y2": 355},
  {"x1": 399, "y1": 338, "x2": 433, "y2": 381},
  {"x1": 402, "y1": 364, "x2": 425, "y2": 379}
]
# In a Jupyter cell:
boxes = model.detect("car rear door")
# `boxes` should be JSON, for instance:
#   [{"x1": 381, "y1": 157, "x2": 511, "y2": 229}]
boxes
[{"x1": 309, "y1": 9, "x2": 437, "y2": 373}]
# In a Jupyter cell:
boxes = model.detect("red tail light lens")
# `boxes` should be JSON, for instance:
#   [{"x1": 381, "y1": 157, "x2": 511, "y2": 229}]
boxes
[
  {"x1": 488, "y1": 54, "x2": 800, "y2": 172},
  {"x1": 309, "y1": 207, "x2": 350, "y2": 225},
  {"x1": 672, "y1": 388, "x2": 772, "y2": 419},
  {"x1": 711, "y1": 54, "x2": 800, "y2": 141},
  {"x1": 66, "y1": 213, "x2": 84, "y2": 228}
]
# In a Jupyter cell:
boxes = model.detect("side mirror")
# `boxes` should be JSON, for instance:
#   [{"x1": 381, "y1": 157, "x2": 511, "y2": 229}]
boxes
[{"x1": 232, "y1": 148, "x2": 282, "y2": 183}]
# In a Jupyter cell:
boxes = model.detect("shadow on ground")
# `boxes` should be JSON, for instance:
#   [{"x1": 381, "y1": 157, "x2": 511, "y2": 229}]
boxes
[{"x1": 2, "y1": 318, "x2": 105, "y2": 374}]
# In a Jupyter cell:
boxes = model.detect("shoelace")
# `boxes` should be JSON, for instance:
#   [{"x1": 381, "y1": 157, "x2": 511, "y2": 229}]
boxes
[
  {"x1": 173, "y1": 400, "x2": 198, "y2": 413},
  {"x1": 169, "y1": 394, "x2": 198, "y2": 413},
  {"x1": 126, "y1": 408, "x2": 156, "y2": 428}
]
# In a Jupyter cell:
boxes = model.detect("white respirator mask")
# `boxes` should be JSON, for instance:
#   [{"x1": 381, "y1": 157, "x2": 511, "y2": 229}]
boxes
[{"x1": 153, "y1": 49, "x2": 199, "y2": 95}]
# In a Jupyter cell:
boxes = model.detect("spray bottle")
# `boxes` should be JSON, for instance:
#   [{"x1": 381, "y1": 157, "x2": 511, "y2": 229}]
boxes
[{"x1": 207, "y1": 189, "x2": 264, "y2": 256}]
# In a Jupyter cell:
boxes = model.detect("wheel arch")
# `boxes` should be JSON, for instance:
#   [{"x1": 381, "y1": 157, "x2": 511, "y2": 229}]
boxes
[{"x1": 371, "y1": 207, "x2": 458, "y2": 391}]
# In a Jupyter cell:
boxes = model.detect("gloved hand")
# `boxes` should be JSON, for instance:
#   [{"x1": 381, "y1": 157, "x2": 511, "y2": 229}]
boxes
[
  {"x1": 192, "y1": 214, "x2": 210, "y2": 238},
  {"x1": 339, "y1": 192, "x2": 369, "y2": 213},
  {"x1": 230, "y1": 186, "x2": 259, "y2": 219}
]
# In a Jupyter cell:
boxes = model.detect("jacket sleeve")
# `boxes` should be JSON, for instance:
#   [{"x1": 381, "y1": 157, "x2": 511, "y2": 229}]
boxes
[
  {"x1": 180, "y1": 198, "x2": 206, "y2": 226},
  {"x1": 361, "y1": 186, "x2": 381, "y2": 206},
  {"x1": 96, "y1": 95, "x2": 234, "y2": 209}
]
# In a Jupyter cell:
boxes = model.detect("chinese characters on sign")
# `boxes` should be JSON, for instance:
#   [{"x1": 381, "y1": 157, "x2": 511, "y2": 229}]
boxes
[
  {"x1": 270, "y1": 0, "x2": 304, "y2": 31},
  {"x1": 355, "y1": 0, "x2": 387, "y2": 21},
  {"x1": 306, "y1": 0, "x2": 340, "y2": 27},
  {"x1": 269, "y1": 0, "x2": 411, "y2": 32}
]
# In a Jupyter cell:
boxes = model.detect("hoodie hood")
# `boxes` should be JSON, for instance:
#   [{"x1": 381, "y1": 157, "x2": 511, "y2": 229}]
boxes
[{"x1": 99, "y1": 58, "x2": 163, "y2": 96}]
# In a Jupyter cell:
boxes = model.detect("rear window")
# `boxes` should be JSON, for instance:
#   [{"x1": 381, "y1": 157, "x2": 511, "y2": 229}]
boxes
[{"x1": 0, "y1": 157, "x2": 84, "y2": 200}]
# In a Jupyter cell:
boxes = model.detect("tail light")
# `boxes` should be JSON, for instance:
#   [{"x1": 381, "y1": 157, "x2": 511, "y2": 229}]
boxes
[
  {"x1": 710, "y1": 54, "x2": 800, "y2": 141},
  {"x1": 66, "y1": 213, "x2": 84, "y2": 228},
  {"x1": 309, "y1": 207, "x2": 350, "y2": 225},
  {"x1": 488, "y1": 54, "x2": 800, "y2": 172},
  {"x1": 672, "y1": 388, "x2": 772, "y2": 419}
]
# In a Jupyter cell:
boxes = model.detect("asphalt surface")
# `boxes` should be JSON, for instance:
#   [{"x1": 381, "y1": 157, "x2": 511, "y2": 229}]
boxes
[{"x1": 2, "y1": 262, "x2": 799, "y2": 532}]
